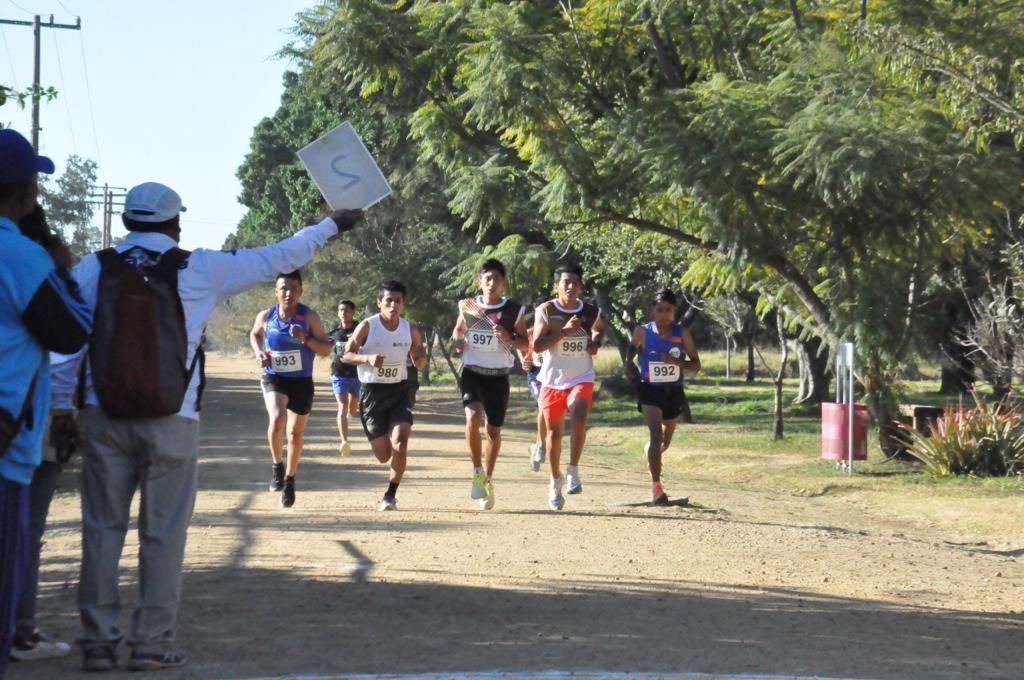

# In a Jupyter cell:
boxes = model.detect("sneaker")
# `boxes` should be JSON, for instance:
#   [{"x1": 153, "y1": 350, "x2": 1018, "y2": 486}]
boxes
[
  {"x1": 470, "y1": 469, "x2": 487, "y2": 499},
  {"x1": 281, "y1": 476, "x2": 296, "y2": 508},
  {"x1": 339, "y1": 441, "x2": 352, "y2": 458},
  {"x1": 480, "y1": 478, "x2": 495, "y2": 510},
  {"x1": 11, "y1": 628, "x2": 71, "y2": 661},
  {"x1": 566, "y1": 465, "x2": 582, "y2": 495},
  {"x1": 126, "y1": 649, "x2": 186, "y2": 671},
  {"x1": 529, "y1": 443, "x2": 546, "y2": 472},
  {"x1": 81, "y1": 645, "x2": 117, "y2": 672},
  {"x1": 378, "y1": 495, "x2": 397, "y2": 511},
  {"x1": 652, "y1": 482, "x2": 669, "y2": 505},
  {"x1": 548, "y1": 476, "x2": 565, "y2": 510},
  {"x1": 269, "y1": 462, "x2": 285, "y2": 492}
]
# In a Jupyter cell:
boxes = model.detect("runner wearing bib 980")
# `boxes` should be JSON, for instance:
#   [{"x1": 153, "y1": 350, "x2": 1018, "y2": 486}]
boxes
[
  {"x1": 532, "y1": 264, "x2": 604, "y2": 510},
  {"x1": 248, "y1": 271, "x2": 332, "y2": 508},
  {"x1": 343, "y1": 280, "x2": 427, "y2": 512},
  {"x1": 626, "y1": 289, "x2": 700, "y2": 504},
  {"x1": 451, "y1": 259, "x2": 528, "y2": 510}
]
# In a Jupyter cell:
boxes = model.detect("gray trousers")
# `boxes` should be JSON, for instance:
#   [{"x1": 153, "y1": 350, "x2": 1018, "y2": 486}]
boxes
[{"x1": 77, "y1": 407, "x2": 199, "y2": 653}]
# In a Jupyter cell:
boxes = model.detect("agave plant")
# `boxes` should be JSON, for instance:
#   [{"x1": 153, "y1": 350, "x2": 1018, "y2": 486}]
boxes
[{"x1": 897, "y1": 393, "x2": 1024, "y2": 478}]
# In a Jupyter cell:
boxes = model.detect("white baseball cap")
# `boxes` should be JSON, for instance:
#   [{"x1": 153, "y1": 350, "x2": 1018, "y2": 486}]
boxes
[{"x1": 123, "y1": 182, "x2": 187, "y2": 223}]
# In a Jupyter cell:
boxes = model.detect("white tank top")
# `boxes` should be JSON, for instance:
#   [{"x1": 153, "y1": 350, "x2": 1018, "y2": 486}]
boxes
[
  {"x1": 461, "y1": 297, "x2": 524, "y2": 371},
  {"x1": 357, "y1": 315, "x2": 411, "y2": 384},
  {"x1": 537, "y1": 300, "x2": 597, "y2": 389}
]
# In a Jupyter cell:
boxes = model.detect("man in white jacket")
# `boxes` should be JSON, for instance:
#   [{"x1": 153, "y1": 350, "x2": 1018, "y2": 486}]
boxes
[{"x1": 59, "y1": 181, "x2": 363, "y2": 672}]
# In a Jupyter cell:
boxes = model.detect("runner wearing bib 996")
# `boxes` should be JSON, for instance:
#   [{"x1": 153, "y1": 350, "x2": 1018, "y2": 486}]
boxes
[
  {"x1": 343, "y1": 280, "x2": 427, "y2": 512},
  {"x1": 248, "y1": 270, "x2": 332, "y2": 508},
  {"x1": 451, "y1": 259, "x2": 528, "y2": 510},
  {"x1": 626, "y1": 289, "x2": 700, "y2": 504},
  {"x1": 532, "y1": 264, "x2": 604, "y2": 510}
]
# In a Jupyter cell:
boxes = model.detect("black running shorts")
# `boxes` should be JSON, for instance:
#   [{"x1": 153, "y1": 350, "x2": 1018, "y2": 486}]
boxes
[
  {"x1": 636, "y1": 382, "x2": 685, "y2": 420},
  {"x1": 261, "y1": 374, "x2": 315, "y2": 416},
  {"x1": 459, "y1": 367, "x2": 511, "y2": 427},
  {"x1": 359, "y1": 382, "x2": 413, "y2": 440}
]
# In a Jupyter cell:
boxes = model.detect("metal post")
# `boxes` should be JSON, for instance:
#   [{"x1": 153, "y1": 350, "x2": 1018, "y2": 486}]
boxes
[
  {"x1": 835, "y1": 342, "x2": 856, "y2": 474},
  {"x1": 31, "y1": 15, "x2": 40, "y2": 150}
]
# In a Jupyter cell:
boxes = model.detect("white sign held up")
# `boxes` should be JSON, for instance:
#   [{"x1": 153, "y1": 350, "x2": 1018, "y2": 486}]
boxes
[{"x1": 297, "y1": 122, "x2": 392, "y2": 210}]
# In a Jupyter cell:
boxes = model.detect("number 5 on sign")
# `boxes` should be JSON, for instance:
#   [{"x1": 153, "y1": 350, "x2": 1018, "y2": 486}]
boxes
[{"x1": 296, "y1": 121, "x2": 393, "y2": 210}]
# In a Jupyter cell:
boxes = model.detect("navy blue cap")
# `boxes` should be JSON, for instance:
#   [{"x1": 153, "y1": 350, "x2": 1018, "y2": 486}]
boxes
[{"x1": 0, "y1": 129, "x2": 55, "y2": 183}]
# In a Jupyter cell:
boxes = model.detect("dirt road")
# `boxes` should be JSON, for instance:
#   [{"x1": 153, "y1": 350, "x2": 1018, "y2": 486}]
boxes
[{"x1": 12, "y1": 354, "x2": 1024, "y2": 679}]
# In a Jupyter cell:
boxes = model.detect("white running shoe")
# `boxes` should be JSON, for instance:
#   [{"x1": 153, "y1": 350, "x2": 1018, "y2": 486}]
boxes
[
  {"x1": 548, "y1": 476, "x2": 565, "y2": 510},
  {"x1": 10, "y1": 629, "x2": 72, "y2": 660},
  {"x1": 470, "y1": 469, "x2": 487, "y2": 499},
  {"x1": 339, "y1": 441, "x2": 351, "y2": 458},
  {"x1": 378, "y1": 495, "x2": 397, "y2": 511},
  {"x1": 566, "y1": 465, "x2": 583, "y2": 495},
  {"x1": 480, "y1": 478, "x2": 495, "y2": 510},
  {"x1": 529, "y1": 443, "x2": 546, "y2": 472}
]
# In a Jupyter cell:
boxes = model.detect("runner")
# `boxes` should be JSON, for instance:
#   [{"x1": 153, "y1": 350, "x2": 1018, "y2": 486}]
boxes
[
  {"x1": 327, "y1": 299, "x2": 360, "y2": 458},
  {"x1": 343, "y1": 280, "x2": 428, "y2": 511},
  {"x1": 626, "y1": 289, "x2": 701, "y2": 504},
  {"x1": 248, "y1": 271, "x2": 331, "y2": 508},
  {"x1": 531, "y1": 264, "x2": 604, "y2": 510},
  {"x1": 451, "y1": 259, "x2": 528, "y2": 509},
  {"x1": 517, "y1": 303, "x2": 548, "y2": 472}
]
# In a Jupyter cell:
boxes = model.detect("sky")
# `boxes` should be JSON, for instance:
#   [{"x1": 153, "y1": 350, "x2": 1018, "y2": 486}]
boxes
[{"x1": 0, "y1": 0, "x2": 312, "y2": 250}]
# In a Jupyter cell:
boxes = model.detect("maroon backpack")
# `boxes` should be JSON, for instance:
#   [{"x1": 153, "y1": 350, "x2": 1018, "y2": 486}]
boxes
[{"x1": 90, "y1": 247, "x2": 197, "y2": 418}]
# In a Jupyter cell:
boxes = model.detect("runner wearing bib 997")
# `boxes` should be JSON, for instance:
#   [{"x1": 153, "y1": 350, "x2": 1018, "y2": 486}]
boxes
[
  {"x1": 626, "y1": 289, "x2": 700, "y2": 504},
  {"x1": 451, "y1": 259, "x2": 528, "y2": 510},
  {"x1": 343, "y1": 280, "x2": 427, "y2": 512},
  {"x1": 248, "y1": 271, "x2": 332, "y2": 508},
  {"x1": 532, "y1": 264, "x2": 604, "y2": 510}
]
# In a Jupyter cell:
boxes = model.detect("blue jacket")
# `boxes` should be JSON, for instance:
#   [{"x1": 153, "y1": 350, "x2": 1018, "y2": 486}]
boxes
[{"x1": 0, "y1": 217, "x2": 91, "y2": 484}]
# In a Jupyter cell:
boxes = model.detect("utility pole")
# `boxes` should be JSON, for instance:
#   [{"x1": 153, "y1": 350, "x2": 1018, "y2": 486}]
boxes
[
  {"x1": 0, "y1": 14, "x2": 82, "y2": 151},
  {"x1": 87, "y1": 184, "x2": 126, "y2": 248}
]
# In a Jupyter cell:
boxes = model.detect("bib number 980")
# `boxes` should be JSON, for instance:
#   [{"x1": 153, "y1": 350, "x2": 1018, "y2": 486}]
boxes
[{"x1": 375, "y1": 365, "x2": 402, "y2": 383}]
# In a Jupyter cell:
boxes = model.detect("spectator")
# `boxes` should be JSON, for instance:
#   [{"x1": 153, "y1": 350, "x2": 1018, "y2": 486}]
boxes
[{"x1": 63, "y1": 181, "x2": 362, "y2": 672}]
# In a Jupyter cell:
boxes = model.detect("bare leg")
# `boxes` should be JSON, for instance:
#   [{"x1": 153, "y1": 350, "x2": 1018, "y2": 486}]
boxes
[
  {"x1": 263, "y1": 390, "x2": 288, "y2": 464},
  {"x1": 567, "y1": 398, "x2": 590, "y2": 466},
  {"x1": 535, "y1": 407, "x2": 547, "y2": 448},
  {"x1": 464, "y1": 404, "x2": 483, "y2": 468},
  {"x1": 388, "y1": 422, "x2": 411, "y2": 484},
  {"x1": 284, "y1": 412, "x2": 309, "y2": 478},
  {"x1": 641, "y1": 405, "x2": 664, "y2": 482},
  {"x1": 484, "y1": 424, "x2": 501, "y2": 478},
  {"x1": 334, "y1": 393, "x2": 347, "y2": 442},
  {"x1": 546, "y1": 414, "x2": 564, "y2": 479},
  {"x1": 661, "y1": 419, "x2": 678, "y2": 452}
]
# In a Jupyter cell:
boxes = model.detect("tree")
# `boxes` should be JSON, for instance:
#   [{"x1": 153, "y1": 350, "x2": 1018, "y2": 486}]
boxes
[{"x1": 39, "y1": 155, "x2": 99, "y2": 261}]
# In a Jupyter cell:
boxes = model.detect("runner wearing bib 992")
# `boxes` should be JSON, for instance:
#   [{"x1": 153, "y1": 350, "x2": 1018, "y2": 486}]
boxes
[
  {"x1": 451, "y1": 259, "x2": 528, "y2": 510},
  {"x1": 626, "y1": 289, "x2": 700, "y2": 504},
  {"x1": 248, "y1": 271, "x2": 332, "y2": 508},
  {"x1": 532, "y1": 264, "x2": 604, "y2": 510},
  {"x1": 343, "y1": 280, "x2": 427, "y2": 512}
]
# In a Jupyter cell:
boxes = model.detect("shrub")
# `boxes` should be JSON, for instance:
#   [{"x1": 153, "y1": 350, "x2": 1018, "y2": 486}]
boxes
[{"x1": 898, "y1": 394, "x2": 1024, "y2": 478}]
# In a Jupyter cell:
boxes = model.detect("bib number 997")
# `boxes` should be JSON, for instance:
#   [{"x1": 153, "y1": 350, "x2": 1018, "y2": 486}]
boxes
[{"x1": 469, "y1": 331, "x2": 498, "y2": 351}]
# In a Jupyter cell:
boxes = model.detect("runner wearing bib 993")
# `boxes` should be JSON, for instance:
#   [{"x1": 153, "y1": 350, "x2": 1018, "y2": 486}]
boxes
[
  {"x1": 451, "y1": 259, "x2": 528, "y2": 510},
  {"x1": 532, "y1": 264, "x2": 604, "y2": 510},
  {"x1": 248, "y1": 271, "x2": 331, "y2": 508},
  {"x1": 626, "y1": 289, "x2": 700, "y2": 504},
  {"x1": 343, "y1": 280, "x2": 427, "y2": 512}
]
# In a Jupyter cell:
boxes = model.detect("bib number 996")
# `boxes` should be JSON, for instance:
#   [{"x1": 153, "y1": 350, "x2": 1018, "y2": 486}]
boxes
[{"x1": 560, "y1": 339, "x2": 587, "y2": 356}]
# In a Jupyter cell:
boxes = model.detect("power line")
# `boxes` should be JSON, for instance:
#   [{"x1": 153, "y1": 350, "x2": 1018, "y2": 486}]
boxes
[
  {"x1": 76, "y1": 26, "x2": 100, "y2": 165},
  {"x1": 6, "y1": 1, "x2": 34, "y2": 16},
  {"x1": 50, "y1": 25, "x2": 76, "y2": 153},
  {"x1": 56, "y1": 0, "x2": 75, "y2": 16},
  {"x1": 0, "y1": 24, "x2": 18, "y2": 89}
]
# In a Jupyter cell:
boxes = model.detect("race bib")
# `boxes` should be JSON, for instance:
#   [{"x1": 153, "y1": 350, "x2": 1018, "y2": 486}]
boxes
[
  {"x1": 270, "y1": 349, "x2": 303, "y2": 372},
  {"x1": 467, "y1": 329, "x2": 500, "y2": 352},
  {"x1": 648, "y1": 362, "x2": 679, "y2": 384},
  {"x1": 559, "y1": 337, "x2": 588, "y2": 356},
  {"x1": 373, "y1": 364, "x2": 403, "y2": 383}
]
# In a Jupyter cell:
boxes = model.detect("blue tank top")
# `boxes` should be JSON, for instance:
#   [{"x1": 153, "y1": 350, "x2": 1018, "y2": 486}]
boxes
[
  {"x1": 639, "y1": 321, "x2": 685, "y2": 386},
  {"x1": 263, "y1": 303, "x2": 316, "y2": 378}
]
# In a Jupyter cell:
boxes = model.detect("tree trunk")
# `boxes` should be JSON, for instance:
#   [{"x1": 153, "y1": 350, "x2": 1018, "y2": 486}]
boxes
[
  {"x1": 433, "y1": 326, "x2": 462, "y2": 388},
  {"x1": 794, "y1": 335, "x2": 830, "y2": 404},
  {"x1": 679, "y1": 384, "x2": 694, "y2": 424},
  {"x1": 421, "y1": 329, "x2": 433, "y2": 387},
  {"x1": 744, "y1": 314, "x2": 757, "y2": 382},
  {"x1": 725, "y1": 336, "x2": 732, "y2": 380},
  {"x1": 772, "y1": 315, "x2": 789, "y2": 440},
  {"x1": 593, "y1": 285, "x2": 632, "y2": 368}
]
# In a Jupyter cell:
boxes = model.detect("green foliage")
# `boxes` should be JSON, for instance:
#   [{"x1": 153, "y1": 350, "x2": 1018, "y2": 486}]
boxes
[
  {"x1": 899, "y1": 395, "x2": 1024, "y2": 478},
  {"x1": 38, "y1": 155, "x2": 99, "y2": 261},
  {"x1": 449, "y1": 234, "x2": 554, "y2": 302}
]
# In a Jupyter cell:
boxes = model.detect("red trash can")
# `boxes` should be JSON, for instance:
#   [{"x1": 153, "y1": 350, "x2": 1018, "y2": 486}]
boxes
[{"x1": 821, "y1": 402, "x2": 868, "y2": 461}]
